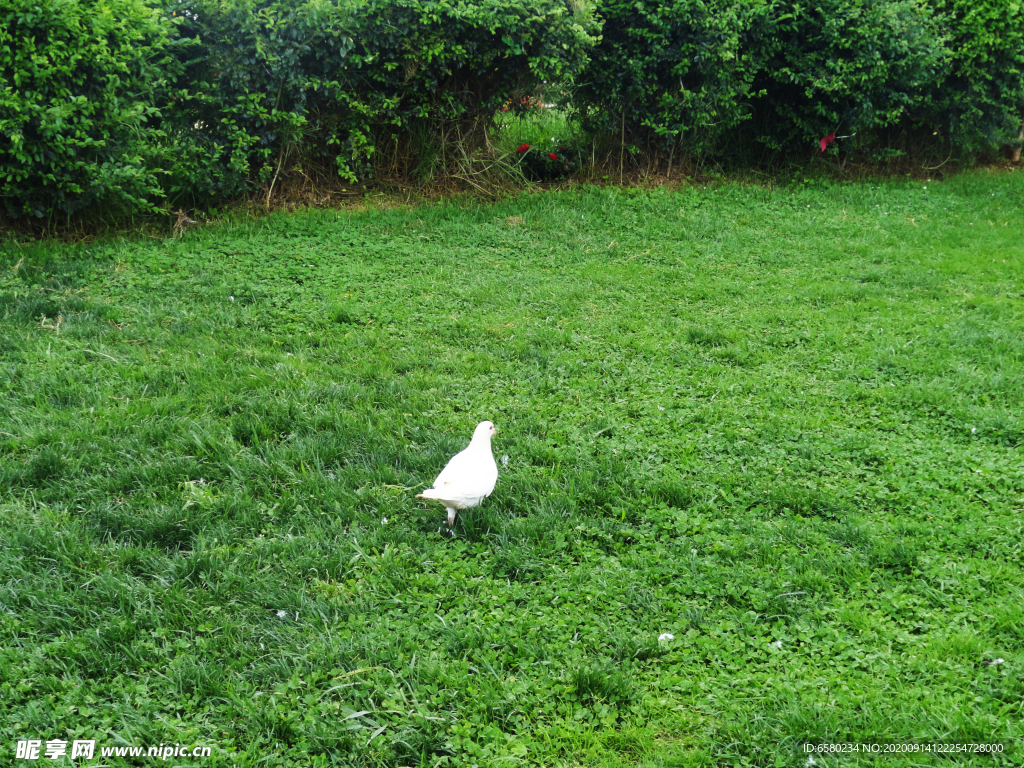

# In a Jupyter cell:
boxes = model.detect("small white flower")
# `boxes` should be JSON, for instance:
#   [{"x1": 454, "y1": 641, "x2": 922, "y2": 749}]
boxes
[
  {"x1": 772, "y1": 640, "x2": 783, "y2": 649},
  {"x1": 229, "y1": 296, "x2": 235, "y2": 301},
  {"x1": 971, "y1": 427, "x2": 976, "y2": 433},
  {"x1": 276, "y1": 610, "x2": 288, "y2": 618},
  {"x1": 658, "y1": 633, "x2": 674, "y2": 644},
  {"x1": 805, "y1": 757, "x2": 817, "y2": 767},
  {"x1": 657, "y1": 406, "x2": 665, "y2": 411},
  {"x1": 382, "y1": 517, "x2": 388, "y2": 524},
  {"x1": 988, "y1": 658, "x2": 1005, "y2": 666},
  {"x1": 501, "y1": 454, "x2": 509, "y2": 466}
]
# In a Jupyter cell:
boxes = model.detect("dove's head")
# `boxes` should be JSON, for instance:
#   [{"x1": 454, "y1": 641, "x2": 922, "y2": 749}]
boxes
[{"x1": 472, "y1": 421, "x2": 497, "y2": 442}]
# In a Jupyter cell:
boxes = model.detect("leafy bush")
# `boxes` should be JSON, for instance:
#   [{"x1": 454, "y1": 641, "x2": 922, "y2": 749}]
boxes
[
  {"x1": 748, "y1": 0, "x2": 948, "y2": 152},
  {"x1": 0, "y1": 0, "x2": 181, "y2": 219},
  {"x1": 926, "y1": 0, "x2": 1024, "y2": 152},
  {"x1": 346, "y1": 0, "x2": 599, "y2": 179},
  {"x1": 7, "y1": 0, "x2": 1020, "y2": 222},
  {"x1": 161, "y1": 0, "x2": 598, "y2": 199},
  {"x1": 515, "y1": 140, "x2": 582, "y2": 181},
  {"x1": 162, "y1": 0, "x2": 363, "y2": 205},
  {"x1": 574, "y1": 0, "x2": 767, "y2": 158},
  {"x1": 575, "y1": 0, "x2": 1024, "y2": 161}
]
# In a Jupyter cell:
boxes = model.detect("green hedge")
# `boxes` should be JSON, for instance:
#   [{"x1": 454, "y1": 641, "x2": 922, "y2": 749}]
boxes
[
  {"x1": 345, "y1": 0, "x2": 598, "y2": 178},
  {"x1": 2, "y1": 0, "x2": 1022, "y2": 222},
  {"x1": 164, "y1": 0, "x2": 599, "y2": 200},
  {"x1": 162, "y1": 0, "x2": 361, "y2": 205},
  {"x1": 576, "y1": 0, "x2": 1022, "y2": 160},
  {"x1": 575, "y1": 0, "x2": 950, "y2": 159},
  {"x1": 573, "y1": 0, "x2": 768, "y2": 157},
  {"x1": 1, "y1": 0, "x2": 598, "y2": 218},
  {"x1": 0, "y1": 0, "x2": 181, "y2": 219},
  {"x1": 749, "y1": 0, "x2": 947, "y2": 152},
  {"x1": 927, "y1": 0, "x2": 1024, "y2": 151}
]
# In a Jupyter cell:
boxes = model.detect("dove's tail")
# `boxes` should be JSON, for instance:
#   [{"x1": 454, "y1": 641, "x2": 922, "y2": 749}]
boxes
[{"x1": 416, "y1": 488, "x2": 452, "y2": 501}]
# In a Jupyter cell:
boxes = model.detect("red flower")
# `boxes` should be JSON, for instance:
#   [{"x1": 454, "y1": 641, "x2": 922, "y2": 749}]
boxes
[
  {"x1": 517, "y1": 144, "x2": 530, "y2": 153},
  {"x1": 549, "y1": 153, "x2": 558, "y2": 161}
]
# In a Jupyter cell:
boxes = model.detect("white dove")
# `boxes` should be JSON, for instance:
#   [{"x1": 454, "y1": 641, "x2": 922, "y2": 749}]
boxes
[{"x1": 417, "y1": 421, "x2": 498, "y2": 527}]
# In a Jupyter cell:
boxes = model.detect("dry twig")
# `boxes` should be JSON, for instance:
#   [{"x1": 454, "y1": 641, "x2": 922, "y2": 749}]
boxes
[{"x1": 172, "y1": 209, "x2": 197, "y2": 238}]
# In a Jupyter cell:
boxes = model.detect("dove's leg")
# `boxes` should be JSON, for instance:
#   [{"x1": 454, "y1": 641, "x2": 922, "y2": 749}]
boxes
[{"x1": 446, "y1": 507, "x2": 456, "y2": 527}]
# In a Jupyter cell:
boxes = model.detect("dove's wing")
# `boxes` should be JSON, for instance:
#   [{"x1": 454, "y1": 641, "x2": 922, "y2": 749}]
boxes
[
  {"x1": 434, "y1": 451, "x2": 497, "y2": 497},
  {"x1": 433, "y1": 446, "x2": 474, "y2": 488}
]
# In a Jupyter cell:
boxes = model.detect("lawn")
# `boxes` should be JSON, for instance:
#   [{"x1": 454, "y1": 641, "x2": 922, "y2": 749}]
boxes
[{"x1": 1, "y1": 172, "x2": 1022, "y2": 767}]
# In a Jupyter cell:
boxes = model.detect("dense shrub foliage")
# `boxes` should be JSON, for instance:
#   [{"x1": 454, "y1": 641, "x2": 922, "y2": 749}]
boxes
[
  {"x1": 346, "y1": 0, "x2": 598, "y2": 179},
  {"x1": 576, "y1": 0, "x2": 1022, "y2": 160},
  {"x1": 927, "y1": 0, "x2": 1024, "y2": 151},
  {"x1": 2, "y1": 0, "x2": 1022, "y2": 221},
  {"x1": 748, "y1": 0, "x2": 947, "y2": 152},
  {"x1": 162, "y1": 0, "x2": 361, "y2": 205},
  {"x1": 163, "y1": 0, "x2": 599, "y2": 201},
  {"x1": 0, "y1": 0, "x2": 181, "y2": 219},
  {"x1": 572, "y1": 0, "x2": 768, "y2": 157},
  {"x1": 515, "y1": 140, "x2": 582, "y2": 181}
]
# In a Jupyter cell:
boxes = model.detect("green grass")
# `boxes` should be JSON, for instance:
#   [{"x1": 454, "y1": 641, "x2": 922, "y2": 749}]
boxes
[
  {"x1": 2, "y1": 171, "x2": 1023, "y2": 767},
  {"x1": 495, "y1": 105, "x2": 575, "y2": 150}
]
